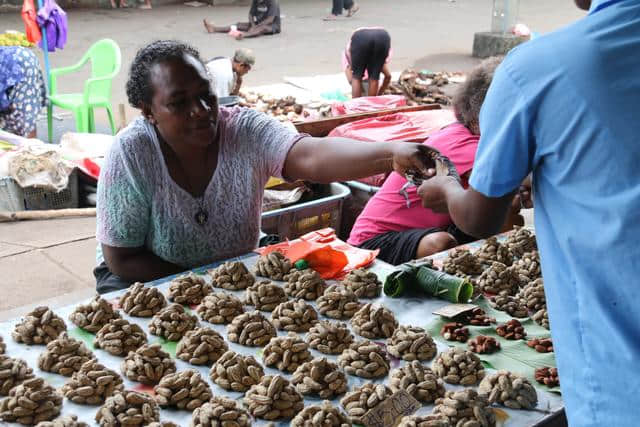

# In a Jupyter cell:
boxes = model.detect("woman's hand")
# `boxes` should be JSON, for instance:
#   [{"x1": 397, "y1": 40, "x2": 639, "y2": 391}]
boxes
[
  {"x1": 417, "y1": 175, "x2": 460, "y2": 214},
  {"x1": 391, "y1": 143, "x2": 441, "y2": 180}
]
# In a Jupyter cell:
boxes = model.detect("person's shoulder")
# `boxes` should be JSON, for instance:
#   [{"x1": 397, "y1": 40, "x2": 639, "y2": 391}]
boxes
[
  {"x1": 110, "y1": 116, "x2": 156, "y2": 163},
  {"x1": 221, "y1": 105, "x2": 275, "y2": 129}
]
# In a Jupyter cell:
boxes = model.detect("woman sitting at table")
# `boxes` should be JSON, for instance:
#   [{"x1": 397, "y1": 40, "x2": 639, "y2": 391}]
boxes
[
  {"x1": 95, "y1": 40, "x2": 441, "y2": 294},
  {"x1": 347, "y1": 57, "x2": 529, "y2": 265}
]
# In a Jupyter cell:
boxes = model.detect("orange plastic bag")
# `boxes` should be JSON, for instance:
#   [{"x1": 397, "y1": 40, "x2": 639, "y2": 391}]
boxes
[{"x1": 254, "y1": 228, "x2": 378, "y2": 279}]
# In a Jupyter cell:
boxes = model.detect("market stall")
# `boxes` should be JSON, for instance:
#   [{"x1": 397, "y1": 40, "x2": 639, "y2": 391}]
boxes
[{"x1": 0, "y1": 227, "x2": 563, "y2": 426}]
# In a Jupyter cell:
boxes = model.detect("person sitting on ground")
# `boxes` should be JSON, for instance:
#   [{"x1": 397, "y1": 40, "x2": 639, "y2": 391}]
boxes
[
  {"x1": 206, "y1": 48, "x2": 255, "y2": 99},
  {"x1": 343, "y1": 27, "x2": 392, "y2": 98},
  {"x1": 203, "y1": 0, "x2": 281, "y2": 40},
  {"x1": 347, "y1": 57, "x2": 528, "y2": 265},
  {"x1": 94, "y1": 40, "x2": 441, "y2": 293},
  {"x1": 324, "y1": 0, "x2": 359, "y2": 21},
  {"x1": 0, "y1": 46, "x2": 46, "y2": 138}
]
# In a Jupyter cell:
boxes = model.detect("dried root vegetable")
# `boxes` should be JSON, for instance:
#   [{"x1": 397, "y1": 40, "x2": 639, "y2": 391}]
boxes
[
  {"x1": 512, "y1": 250, "x2": 541, "y2": 279},
  {"x1": 119, "y1": 282, "x2": 167, "y2": 317},
  {"x1": 253, "y1": 251, "x2": 292, "y2": 280},
  {"x1": 94, "y1": 319, "x2": 147, "y2": 357},
  {"x1": 478, "y1": 370, "x2": 538, "y2": 409},
  {"x1": 291, "y1": 400, "x2": 351, "y2": 427},
  {"x1": 337, "y1": 339, "x2": 389, "y2": 379},
  {"x1": 534, "y1": 367, "x2": 559, "y2": 387},
  {"x1": 197, "y1": 292, "x2": 244, "y2": 324},
  {"x1": 475, "y1": 262, "x2": 521, "y2": 295},
  {"x1": 475, "y1": 236, "x2": 513, "y2": 266},
  {"x1": 496, "y1": 319, "x2": 526, "y2": 340},
  {"x1": 209, "y1": 350, "x2": 264, "y2": 392},
  {"x1": 432, "y1": 347, "x2": 485, "y2": 385},
  {"x1": 120, "y1": 343, "x2": 176, "y2": 385},
  {"x1": 432, "y1": 389, "x2": 496, "y2": 427},
  {"x1": 149, "y1": 303, "x2": 198, "y2": 341},
  {"x1": 291, "y1": 357, "x2": 348, "y2": 399},
  {"x1": 527, "y1": 338, "x2": 553, "y2": 353},
  {"x1": 390, "y1": 360, "x2": 446, "y2": 403},
  {"x1": 505, "y1": 226, "x2": 537, "y2": 258},
  {"x1": 398, "y1": 415, "x2": 451, "y2": 427},
  {"x1": 0, "y1": 377, "x2": 62, "y2": 425},
  {"x1": 263, "y1": 333, "x2": 311, "y2": 373},
  {"x1": 243, "y1": 375, "x2": 304, "y2": 420},
  {"x1": 440, "y1": 322, "x2": 470, "y2": 343},
  {"x1": 35, "y1": 415, "x2": 88, "y2": 427},
  {"x1": 61, "y1": 360, "x2": 124, "y2": 405},
  {"x1": 153, "y1": 369, "x2": 211, "y2": 410},
  {"x1": 176, "y1": 327, "x2": 227, "y2": 365},
  {"x1": 12, "y1": 306, "x2": 66, "y2": 345},
  {"x1": 490, "y1": 291, "x2": 528, "y2": 318},
  {"x1": 455, "y1": 307, "x2": 496, "y2": 326},
  {"x1": 341, "y1": 269, "x2": 381, "y2": 298},
  {"x1": 95, "y1": 391, "x2": 160, "y2": 426},
  {"x1": 283, "y1": 269, "x2": 326, "y2": 300},
  {"x1": 317, "y1": 285, "x2": 361, "y2": 319},
  {"x1": 209, "y1": 261, "x2": 255, "y2": 290},
  {"x1": 245, "y1": 280, "x2": 287, "y2": 311},
  {"x1": 340, "y1": 383, "x2": 392, "y2": 424},
  {"x1": 168, "y1": 273, "x2": 212, "y2": 305},
  {"x1": 271, "y1": 299, "x2": 318, "y2": 332},
  {"x1": 0, "y1": 355, "x2": 34, "y2": 396},
  {"x1": 306, "y1": 320, "x2": 354, "y2": 355},
  {"x1": 442, "y1": 249, "x2": 484, "y2": 277},
  {"x1": 388, "y1": 325, "x2": 437, "y2": 361},
  {"x1": 351, "y1": 303, "x2": 398, "y2": 339},
  {"x1": 517, "y1": 278, "x2": 546, "y2": 311},
  {"x1": 227, "y1": 311, "x2": 277, "y2": 347},
  {"x1": 69, "y1": 295, "x2": 121, "y2": 333},
  {"x1": 468, "y1": 336, "x2": 501, "y2": 354},
  {"x1": 191, "y1": 397, "x2": 251, "y2": 427},
  {"x1": 37, "y1": 332, "x2": 95, "y2": 376},
  {"x1": 532, "y1": 307, "x2": 550, "y2": 330}
]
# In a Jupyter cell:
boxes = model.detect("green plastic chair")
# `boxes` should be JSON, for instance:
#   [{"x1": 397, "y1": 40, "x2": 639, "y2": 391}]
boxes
[{"x1": 47, "y1": 39, "x2": 121, "y2": 142}]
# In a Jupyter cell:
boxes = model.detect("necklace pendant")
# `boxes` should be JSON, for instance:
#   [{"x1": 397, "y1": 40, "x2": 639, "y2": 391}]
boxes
[{"x1": 195, "y1": 209, "x2": 208, "y2": 226}]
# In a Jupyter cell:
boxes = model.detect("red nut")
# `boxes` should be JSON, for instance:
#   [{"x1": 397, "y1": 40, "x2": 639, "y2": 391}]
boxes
[
  {"x1": 456, "y1": 308, "x2": 496, "y2": 326},
  {"x1": 527, "y1": 338, "x2": 553, "y2": 353},
  {"x1": 535, "y1": 367, "x2": 559, "y2": 387},
  {"x1": 496, "y1": 319, "x2": 526, "y2": 340},
  {"x1": 468, "y1": 335, "x2": 501, "y2": 354},
  {"x1": 440, "y1": 322, "x2": 469, "y2": 342}
]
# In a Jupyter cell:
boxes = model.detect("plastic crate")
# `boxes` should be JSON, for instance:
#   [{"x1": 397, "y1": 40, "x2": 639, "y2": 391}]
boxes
[
  {"x1": 0, "y1": 169, "x2": 79, "y2": 211},
  {"x1": 261, "y1": 182, "x2": 351, "y2": 241},
  {"x1": 340, "y1": 180, "x2": 381, "y2": 240}
]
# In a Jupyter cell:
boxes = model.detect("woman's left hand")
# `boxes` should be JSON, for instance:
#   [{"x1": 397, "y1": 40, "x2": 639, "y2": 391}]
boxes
[{"x1": 391, "y1": 143, "x2": 441, "y2": 180}]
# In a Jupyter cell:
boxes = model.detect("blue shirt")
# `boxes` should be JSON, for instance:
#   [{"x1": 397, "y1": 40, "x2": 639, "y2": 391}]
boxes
[{"x1": 470, "y1": 1, "x2": 640, "y2": 425}]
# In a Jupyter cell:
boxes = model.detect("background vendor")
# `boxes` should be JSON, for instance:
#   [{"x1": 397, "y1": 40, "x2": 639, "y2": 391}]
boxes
[
  {"x1": 95, "y1": 40, "x2": 440, "y2": 294},
  {"x1": 203, "y1": 0, "x2": 281, "y2": 40},
  {"x1": 343, "y1": 27, "x2": 392, "y2": 98},
  {"x1": 206, "y1": 48, "x2": 255, "y2": 99},
  {"x1": 348, "y1": 57, "x2": 525, "y2": 265},
  {"x1": 0, "y1": 46, "x2": 46, "y2": 138}
]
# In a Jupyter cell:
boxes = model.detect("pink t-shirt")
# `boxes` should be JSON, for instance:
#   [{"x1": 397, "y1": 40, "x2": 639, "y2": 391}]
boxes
[{"x1": 348, "y1": 122, "x2": 479, "y2": 246}]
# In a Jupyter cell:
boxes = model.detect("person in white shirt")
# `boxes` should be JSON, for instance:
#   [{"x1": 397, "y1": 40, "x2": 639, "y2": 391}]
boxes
[{"x1": 205, "y1": 48, "x2": 255, "y2": 99}]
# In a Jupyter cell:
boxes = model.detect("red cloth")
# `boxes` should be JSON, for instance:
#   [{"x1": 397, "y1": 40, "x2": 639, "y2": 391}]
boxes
[
  {"x1": 348, "y1": 123, "x2": 479, "y2": 246},
  {"x1": 21, "y1": 0, "x2": 41, "y2": 44},
  {"x1": 254, "y1": 228, "x2": 378, "y2": 279},
  {"x1": 331, "y1": 95, "x2": 406, "y2": 116},
  {"x1": 329, "y1": 109, "x2": 456, "y2": 186}
]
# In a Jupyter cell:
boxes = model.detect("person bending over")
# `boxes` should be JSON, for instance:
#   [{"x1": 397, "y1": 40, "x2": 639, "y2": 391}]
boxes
[
  {"x1": 343, "y1": 27, "x2": 392, "y2": 98},
  {"x1": 348, "y1": 57, "x2": 526, "y2": 265},
  {"x1": 206, "y1": 48, "x2": 255, "y2": 98}
]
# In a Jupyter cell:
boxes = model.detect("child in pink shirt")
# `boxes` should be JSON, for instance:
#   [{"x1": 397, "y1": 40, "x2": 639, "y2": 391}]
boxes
[{"x1": 348, "y1": 57, "x2": 521, "y2": 264}]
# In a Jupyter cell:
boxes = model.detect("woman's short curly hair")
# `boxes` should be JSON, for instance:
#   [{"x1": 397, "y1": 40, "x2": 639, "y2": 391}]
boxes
[
  {"x1": 452, "y1": 56, "x2": 503, "y2": 135},
  {"x1": 126, "y1": 40, "x2": 204, "y2": 108}
]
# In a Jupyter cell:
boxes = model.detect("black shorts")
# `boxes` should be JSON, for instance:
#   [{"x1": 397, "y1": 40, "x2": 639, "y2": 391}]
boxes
[
  {"x1": 350, "y1": 28, "x2": 391, "y2": 81},
  {"x1": 358, "y1": 226, "x2": 475, "y2": 266},
  {"x1": 93, "y1": 261, "x2": 131, "y2": 294}
]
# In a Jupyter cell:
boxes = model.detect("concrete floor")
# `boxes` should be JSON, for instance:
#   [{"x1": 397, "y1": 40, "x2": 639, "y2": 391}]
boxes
[{"x1": 0, "y1": 0, "x2": 579, "y2": 315}]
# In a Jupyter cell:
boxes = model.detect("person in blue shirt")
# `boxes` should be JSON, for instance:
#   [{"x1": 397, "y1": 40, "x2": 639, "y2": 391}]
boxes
[{"x1": 417, "y1": 0, "x2": 640, "y2": 425}]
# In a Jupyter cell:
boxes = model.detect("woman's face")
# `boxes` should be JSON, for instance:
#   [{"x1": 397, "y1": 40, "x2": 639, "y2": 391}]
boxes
[{"x1": 145, "y1": 54, "x2": 219, "y2": 150}]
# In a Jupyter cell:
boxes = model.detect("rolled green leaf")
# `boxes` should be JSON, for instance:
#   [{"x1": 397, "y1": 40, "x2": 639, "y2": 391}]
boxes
[{"x1": 384, "y1": 265, "x2": 473, "y2": 303}]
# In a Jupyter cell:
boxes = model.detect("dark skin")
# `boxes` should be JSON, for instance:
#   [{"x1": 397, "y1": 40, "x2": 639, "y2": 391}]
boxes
[
  {"x1": 346, "y1": 64, "x2": 392, "y2": 98},
  {"x1": 231, "y1": 60, "x2": 251, "y2": 95},
  {"x1": 103, "y1": 53, "x2": 441, "y2": 283}
]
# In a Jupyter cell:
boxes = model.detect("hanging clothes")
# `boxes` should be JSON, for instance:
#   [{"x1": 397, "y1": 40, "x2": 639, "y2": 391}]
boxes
[
  {"x1": 21, "y1": 0, "x2": 42, "y2": 44},
  {"x1": 36, "y1": 0, "x2": 68, "y2": 52}
]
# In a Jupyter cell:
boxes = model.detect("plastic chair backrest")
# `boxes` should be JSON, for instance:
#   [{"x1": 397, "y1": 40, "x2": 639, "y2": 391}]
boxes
[{"x1": 86, "y1": 39, "x2": 121, "y2": 102}]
